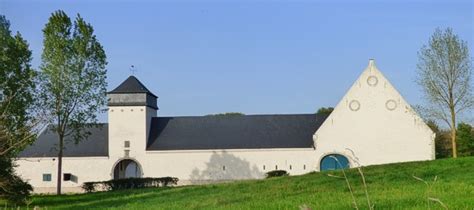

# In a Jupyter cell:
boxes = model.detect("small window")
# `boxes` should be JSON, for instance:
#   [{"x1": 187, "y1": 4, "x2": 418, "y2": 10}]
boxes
[
  {"x1": 64, "y1": 173, "x2": 72, "y2": 181},
  {"x1": 289, "y1": 165, "x2": 292, "y2": 170},
  {"x1": 124, "y1": 141, "x2": 130, "y2": 148},
  {"x1": 43, "y1": 174, "x2": 51, "y2": 182},
  {"x1": 275, "y1": 165, "x2": 278, "y2": 170},
  {"x1": 263, "y1": 165, "x2": 266, "y2": 170},
  {"x1": 303, "y1": 165, "x2": 306, "y2": 170},
  {"x1": 222, "y1": 166, "x2": 226, "y2": 171}
]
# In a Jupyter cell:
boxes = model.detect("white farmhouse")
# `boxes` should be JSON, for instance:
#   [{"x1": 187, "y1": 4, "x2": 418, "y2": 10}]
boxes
[{"x1": 15, "y1": 60, "x2": 435, "y2": 193}]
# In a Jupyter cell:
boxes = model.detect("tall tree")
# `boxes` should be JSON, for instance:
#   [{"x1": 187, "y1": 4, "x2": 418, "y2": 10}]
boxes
[
  {"x1": 416, "y1": 28, "x2": 473, "y2": 158},
  {"x1": 39, "y1": 10, "x2": 107, "y2": 195},
  {"x1": 0, "y1": 15, "x2": 37, "y2": 155},
  {"x1": 0, "y1": 15, "x2": 36, "y2": 204}
]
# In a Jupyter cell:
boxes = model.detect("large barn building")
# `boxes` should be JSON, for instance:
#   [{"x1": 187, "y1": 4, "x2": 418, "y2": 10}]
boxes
[{"x1": 15, "y1": 60, "x2": 435, "y2": 193}]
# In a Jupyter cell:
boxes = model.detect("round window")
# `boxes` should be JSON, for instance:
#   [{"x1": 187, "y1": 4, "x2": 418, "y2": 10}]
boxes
[
  {"x1": 367, "y1": 76, "x2": 378, "y2": 87},
  {"x1": 349, "y1": 100, "x2": 361, "y2": 111},
  {"x1": 386, "y1": 100, "x2": 397, "y2": 111}
]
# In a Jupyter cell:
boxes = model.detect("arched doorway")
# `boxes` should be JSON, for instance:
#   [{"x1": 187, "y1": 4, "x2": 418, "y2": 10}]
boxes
[
  {"x1": 320, "y1": 154, "x2": 350, "y2": 171},
  {"x1": 113, "y1": 159, "x2": 142, "y2": 179}
]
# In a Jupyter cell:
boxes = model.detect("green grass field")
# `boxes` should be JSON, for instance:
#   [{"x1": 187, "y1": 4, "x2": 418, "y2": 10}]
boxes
[{"x1": 9, "y1": 157, "x2": 474, "y2": 209}]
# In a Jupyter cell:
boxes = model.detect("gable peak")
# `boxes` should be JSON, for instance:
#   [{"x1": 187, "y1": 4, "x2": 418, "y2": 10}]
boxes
[
  {"x1": 368, "y1": 59, "x2": 375, "y2": 67},
  {"x1": 366, "y1": 59, "x2": 378, "y2": 72}
]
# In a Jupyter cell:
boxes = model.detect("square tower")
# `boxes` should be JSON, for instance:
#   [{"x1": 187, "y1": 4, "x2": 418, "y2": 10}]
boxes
[{"x1": 107, "y1": 76, "x2": 158, "y2": 158}]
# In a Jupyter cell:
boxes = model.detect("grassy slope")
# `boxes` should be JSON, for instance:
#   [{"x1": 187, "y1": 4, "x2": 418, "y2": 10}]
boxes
[{"x1": 22, "y1": 157, "x2": 474, "y2": 209}]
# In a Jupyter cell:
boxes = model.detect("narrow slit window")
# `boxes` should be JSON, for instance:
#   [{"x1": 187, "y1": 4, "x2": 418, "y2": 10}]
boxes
[
  {"x1": 223, "y1": 166, "x2": 226, "y2": 171},
  {"x1": 303, "y1": 165, "x2": 306, "y2": 170},
  {"x1": 275, "y1": 165, "x2": 278, "y2": 170},
  {"x1": 289, "y1": 165, "x2": 292, "y2": 170},
  {"x1": 263, "y1": 165, "x2": 266, "y2": 170}
]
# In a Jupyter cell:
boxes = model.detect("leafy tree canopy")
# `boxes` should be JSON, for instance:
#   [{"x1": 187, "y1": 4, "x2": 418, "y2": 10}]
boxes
[
  {"x1": 457, "y1": 122, "x2": 474, "y2": 157},
  {"x1": 316, "y1": 107, "x2": 334, "y2": 115},
  {"x1": 0, "y1": 15, "x2": 35, "y2": 205},
  {"x1": 0, "y1": 15, "x2": 36, "y2": 156},
  {"x1": 207, "y1": 112, "x2": 245, "y2": 117}
]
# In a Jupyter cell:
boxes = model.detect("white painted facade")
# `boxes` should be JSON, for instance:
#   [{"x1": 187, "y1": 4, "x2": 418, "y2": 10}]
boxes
[
  {"x1": 14, "y1": 60, "x2": 435, "y2": 193},
  {"x1": 313, "y1": 60, "x2": 435, "y2": 167}
]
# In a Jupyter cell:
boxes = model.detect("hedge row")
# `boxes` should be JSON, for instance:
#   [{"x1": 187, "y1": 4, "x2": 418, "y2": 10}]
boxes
[
  {"x1": 82, "y1": 177, "x2": 179, "y2": 193},
  {"x1": 265, "y1": 170, "x2": 289, "y2": 178}
]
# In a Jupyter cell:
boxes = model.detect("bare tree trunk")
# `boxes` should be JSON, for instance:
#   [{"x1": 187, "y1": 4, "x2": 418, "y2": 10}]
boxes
[
  {"x1": 450, "y1": 107, "x2": 457, "y2": 158},
  {"x1": 57, "y1": 135, "x2": 63, "y2": 195}
]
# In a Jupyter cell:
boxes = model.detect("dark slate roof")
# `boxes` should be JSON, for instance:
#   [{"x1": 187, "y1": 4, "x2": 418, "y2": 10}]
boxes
[
  {"x1": 18, "y1": 124, "x2": 108, "y2": 157},
  {"x1": 108, "y1": 76, "x2": 157, "y2": 98},
  {"x1": 147, "y1": 114, "x2": 328, "y2": 150}
]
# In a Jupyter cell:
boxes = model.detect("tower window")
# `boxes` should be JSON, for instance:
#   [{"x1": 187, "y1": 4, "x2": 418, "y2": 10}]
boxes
[
  {"x1": 43, "y1": 173, "x2": 51, "y2": 182},
  {"x1": 303, "y1": 165, "x2": 306, "y2": 170},
  {"x1": 124, "y1": 141, "x2": 130, "y2": 148},
  {"x1": 289, "y1": 165, "x2": 292, "y2": 170},
  {"x1": 223, "y1": 166, "x2": 226, "y2": 171},
  {"x1": 275, "y1": 165, "x2": 278, "y2": 170},
  {"x1": 263, "y1": 165, "x2": 266, "y2": 170}
]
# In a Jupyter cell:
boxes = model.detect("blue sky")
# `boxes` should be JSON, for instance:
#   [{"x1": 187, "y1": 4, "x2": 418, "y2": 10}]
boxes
[{"x1": 1, "y1": 0, "x2": 473, "y2": 120}]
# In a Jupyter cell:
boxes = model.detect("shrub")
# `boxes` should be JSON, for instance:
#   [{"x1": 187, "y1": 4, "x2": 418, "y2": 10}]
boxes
[
  {"x1": 82, "y1": 182, "x2": 97, "y2": 193},
  {"x1": 0, "y1": 175, "x2": 33, "y2": 205},
  {"x1": 0, "y1": 157, "x2": 33, "y2": 205},
  {"x1": 82, "y1": 177, "x2": 179, "y2": 193},
  {"x1": 265, "y1": 170, "x2": 289, "y2": 178},
  {"x1": 159, "y1": 177, "x2": 179, "y2": 187}
]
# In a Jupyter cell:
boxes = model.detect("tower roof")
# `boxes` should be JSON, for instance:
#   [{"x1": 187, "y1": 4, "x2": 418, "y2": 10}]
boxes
[{"x1": 108, "y1": 76, "x2": 157, "y2": 98}]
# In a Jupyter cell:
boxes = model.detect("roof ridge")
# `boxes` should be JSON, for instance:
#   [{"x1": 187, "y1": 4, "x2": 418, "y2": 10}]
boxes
[{"x1": 153, "y1": 113, "x2": 318, "y2": 119}]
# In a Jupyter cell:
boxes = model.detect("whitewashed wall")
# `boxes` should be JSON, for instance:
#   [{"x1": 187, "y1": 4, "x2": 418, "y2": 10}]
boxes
[
  {"x1": 15, "y1": 148, "x2": 317, "y2": 193},
  {"x1": 139, "y1": 148, "x2": 316, "y2": 184},
  {"x1": 108, "y1": 106, "x2": 156, "y2": 158},
  {"x1": 15, "y1": 157, "x2": 111, "y2": 193}
]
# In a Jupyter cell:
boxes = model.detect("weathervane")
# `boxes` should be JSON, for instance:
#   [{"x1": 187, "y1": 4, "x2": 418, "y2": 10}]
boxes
[{"x1": 130, "y1": 65, "x2": 137, "y2": 75}]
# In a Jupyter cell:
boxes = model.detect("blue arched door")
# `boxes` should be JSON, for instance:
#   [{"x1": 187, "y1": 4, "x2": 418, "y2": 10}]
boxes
[{"x1": 320, "y1": 154, "x2": 350, "y2": 171}]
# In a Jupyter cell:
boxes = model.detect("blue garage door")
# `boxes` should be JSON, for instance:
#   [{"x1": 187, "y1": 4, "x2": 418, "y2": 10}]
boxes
[{"x1": 320, "y1": 154, "x2": 350, "y2": 171}]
